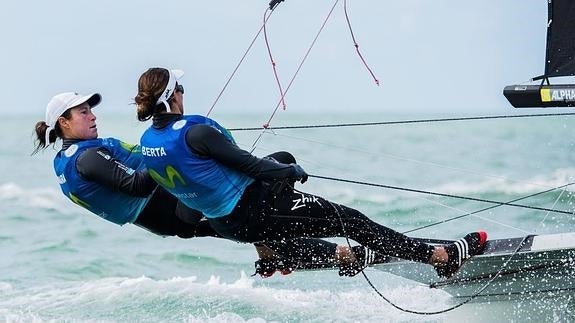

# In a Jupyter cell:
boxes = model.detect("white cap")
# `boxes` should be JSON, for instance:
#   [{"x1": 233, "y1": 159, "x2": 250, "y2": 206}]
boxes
[
  {"x1": 156, "y1": 69, "x2": 184, "y2": 111},
  {"x1": 44, "y1": 92, "x2": 101, "y2": 143}
]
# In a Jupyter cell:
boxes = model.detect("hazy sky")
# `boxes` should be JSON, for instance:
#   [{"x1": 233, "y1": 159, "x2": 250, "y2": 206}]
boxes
[{"x1": 1, "y1": 1, "x2": 553, "y2": 118}]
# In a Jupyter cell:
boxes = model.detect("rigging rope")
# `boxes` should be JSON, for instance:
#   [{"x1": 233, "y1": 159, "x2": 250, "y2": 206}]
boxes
[
  {"x1": 229, "y1": 112, "x2": 575, "y2": 131},
  {"x1": 250, "y1": 0, "x2": 340, "y2": 150},
  {"x1": 206, "y1": 7, "x2": 278, "y2": 117},
  {"x1": 287, "y1": 179, "x2": 566, "y2": 314},
  {"x1": 537, "y1": 177, "x2": 574, "y2": 228},
  {"x1": 343, "y1": 0, "x2": 380, "y2": 86},
  {"x1": 320, "y1": 187, "x2": 531, "y2": 315},
  {"x1": 251, "y1": 127, "x2": 567, "y2": 194},
  {"x1": 403, "y1": 182, "x2": 575, "y2": 234},
  {"x1": 310, "y1": 174, "x2": 574, "y2": 215},
  {"x1": 263, "y1": 8, "x2": 287, "y2": 110},
  {"x1": 211, "y1": 1, "x2": 575, "y2": 315},
  {"x1": 360, "y1": 234, "x2": 531, "y2": 315}
]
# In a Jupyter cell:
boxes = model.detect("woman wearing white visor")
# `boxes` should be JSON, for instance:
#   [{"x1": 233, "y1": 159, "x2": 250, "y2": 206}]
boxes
[{"x1": 135, "y1": 67, "x2": 489, "y2": 279}]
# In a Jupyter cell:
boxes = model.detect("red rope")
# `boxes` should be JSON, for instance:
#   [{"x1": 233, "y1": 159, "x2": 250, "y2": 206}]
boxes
[
  {"x1": 252, "y1": 0, "x2": 340, "y2": 150},
  {"x1": 344, "y1": 0, "x2": 380, "y2": 86},
  {"x1": 263, "y1": 8, "x2": 287, "y2": 111},
  {"x1": 206, "y1": 10, "x2": 276, "y2": 117}
]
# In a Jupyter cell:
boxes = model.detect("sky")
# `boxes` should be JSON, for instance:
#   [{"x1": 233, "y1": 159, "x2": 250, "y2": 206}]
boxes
[{"x1": 0, "y1": 0, "x2": 553, "y2": 118}]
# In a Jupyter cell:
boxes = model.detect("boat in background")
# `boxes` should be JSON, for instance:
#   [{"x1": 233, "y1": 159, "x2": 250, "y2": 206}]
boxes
[{"x1": 504, "y1": 0, "x2": 575, "y2": 108}]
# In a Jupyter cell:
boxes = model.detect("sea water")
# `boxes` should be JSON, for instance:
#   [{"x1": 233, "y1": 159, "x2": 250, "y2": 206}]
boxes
[{"x1": 2, "y1": 111, "x2": 575, "y2": 322}]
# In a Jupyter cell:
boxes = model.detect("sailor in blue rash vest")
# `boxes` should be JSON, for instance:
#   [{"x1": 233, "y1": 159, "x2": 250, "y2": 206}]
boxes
[
  {"x1": 134, "y1": 67, "x2": 489, "y2": 278},
  {"x1": 32, "y1": 91, "x2": 376, "y2": 277}
]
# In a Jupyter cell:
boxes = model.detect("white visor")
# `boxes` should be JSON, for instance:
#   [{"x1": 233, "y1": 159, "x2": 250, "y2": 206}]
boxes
[{"x1": 156, "y1": 69, "x2": 184, "y2": 111}]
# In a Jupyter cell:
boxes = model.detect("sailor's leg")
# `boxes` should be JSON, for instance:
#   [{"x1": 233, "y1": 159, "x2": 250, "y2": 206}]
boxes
[
  {"x1": 263, "y1": 238, "x2": 338, "y2": 265},
  {"x1": 134, "y1": 188, "x2": 218, "y2": 238},
  {"x1": 324, "y1": 203, "x2": 488, "y2": 272},
  {"x1": 435, "y1": 231, "x2": 488, "y2": 278},
  {"x1": 233, "y1": 186, "x2": 436, "y2": 264},
  {"x1": 253, "y1": 238, "x2": 339, "y2": 277},
  {"x1": 254, "y1": 238, "x2": 390, "y2": 277},
  {"x1": 323, "y1": 202, "x2": 436, "y2": 264}
]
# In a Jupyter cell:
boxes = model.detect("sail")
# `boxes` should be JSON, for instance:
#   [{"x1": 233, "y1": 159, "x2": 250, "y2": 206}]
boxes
[{"x1": 542, "y1": 0, "x2": 575, "y2": 78}]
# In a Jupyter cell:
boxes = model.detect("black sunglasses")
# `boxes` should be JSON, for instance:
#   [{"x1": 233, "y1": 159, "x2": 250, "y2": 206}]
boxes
[{"x1": 175, "y1": 83, "x2": 184, "y2": 94}]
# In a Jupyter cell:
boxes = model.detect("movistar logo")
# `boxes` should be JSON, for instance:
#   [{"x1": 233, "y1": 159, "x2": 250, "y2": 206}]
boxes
[
  {"x1": 149, "y1": 165, "x2": 186, "y2": 189},
  {"x1": 119, "y1": 141, "x2": 140, "y2": 153},
  {"x1": 69, "y1": 193, "x2": 90, "y2": 208},
  {"x1": 222, "y1": 128, "x2": 236, "y2": 143}
]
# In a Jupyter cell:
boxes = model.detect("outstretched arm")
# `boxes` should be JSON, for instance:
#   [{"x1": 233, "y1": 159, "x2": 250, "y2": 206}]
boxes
[
  {"x1": 185, "y1": 124, "x2": 305, "y2": 181},
  {"x1": 76, "y1": 147, "x2": 157, "y2": 196}
]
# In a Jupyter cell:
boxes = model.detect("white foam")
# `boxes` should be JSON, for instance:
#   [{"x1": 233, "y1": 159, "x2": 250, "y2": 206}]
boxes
[
  {"x1": 0, "y1": 282, "x2": 12, "y2": 291},
  {"x1": 0, "y1": 274, "x2": 449, "y2": 322},
  {"x1": 0, "y1": 182, "x2": 71, "y2": 213}
]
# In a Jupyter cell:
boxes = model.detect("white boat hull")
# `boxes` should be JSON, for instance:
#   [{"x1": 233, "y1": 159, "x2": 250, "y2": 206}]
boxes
[{"x1": 373, "y1": 232, "x2": 575, "y2": 301}]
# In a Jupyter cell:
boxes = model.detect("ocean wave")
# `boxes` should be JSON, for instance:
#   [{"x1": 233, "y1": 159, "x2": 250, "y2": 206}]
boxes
[
  {"x1": 307, "y1": 168, "x2": 575, "y2": 209},
  {"x1": 308, "y1": 184, "x2": 395, "y2": 205},
  {"x1": 0, "y1": 282, "x2": 12, "y2": 292},
  {"x1": 432, "y1": 168, "x2": 575, "y2": 195},
  {"x1": 0, "y1": 273, "x2": 448, "y2": 323},
  {"x1": 0, "y1": 182, "x2": 72, "y2": 213},
  {"x1": 160, "y1": 253, "x2": 223, "y2": 266}
]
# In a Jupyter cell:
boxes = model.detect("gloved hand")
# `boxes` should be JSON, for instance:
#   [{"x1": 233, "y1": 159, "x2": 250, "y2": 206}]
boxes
[
  {"x1": 253, "y1": 258, "x2": 294, "y2": 278},
  {"x1": 290, "y1": 164, "x2": 308, "y2": 184}
]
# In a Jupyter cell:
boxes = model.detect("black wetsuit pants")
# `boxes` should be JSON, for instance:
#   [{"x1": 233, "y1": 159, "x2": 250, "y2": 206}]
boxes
[
  {"x1": 135, "y1": 187, "x2": 338, "y2": 264},
  {"x1": 134, "y1": 187, "x2": 218, "y2": 239},
  {"x1": 209, "y1": 182, "x2": 434, "y2": 264}
]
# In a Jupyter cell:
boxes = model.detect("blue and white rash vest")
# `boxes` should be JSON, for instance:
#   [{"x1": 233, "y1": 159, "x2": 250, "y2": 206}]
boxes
[
  {"x1": 140, "y1": 115, "x2": 254, "y2": 218},
  {"x1": 53, "y1": 138, "x2": 151, "y2": 225}
]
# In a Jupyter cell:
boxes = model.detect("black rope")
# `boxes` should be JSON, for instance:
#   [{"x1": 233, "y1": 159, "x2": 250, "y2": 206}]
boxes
[
  {"x1": 228, "y1": 112, "x2": 575, "y2": 131},
  {"x1": 403, "y1": 182, "x2": 575, "y2": 234},
  {"x1": 310, "y1": 174, "x2": 574, "y2": 215},
  {"x1": 287, "y1": 185, "x2": 552, "y2": 314},
  {"x1": 324, "y1": 190, "x2": 508, "y2": 315}
]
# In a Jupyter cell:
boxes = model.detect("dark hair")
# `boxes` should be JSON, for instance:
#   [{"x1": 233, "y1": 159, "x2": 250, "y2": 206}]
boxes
[
  {"x1": 32, "y1": 109, "x2": 71, "y2": 155},
  {"x1": 134, "y1": 67, "x2": 170, "y2": 121}
]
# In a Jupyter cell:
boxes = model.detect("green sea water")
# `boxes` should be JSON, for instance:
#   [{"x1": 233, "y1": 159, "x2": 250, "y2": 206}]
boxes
[{"x1": 1, "y1": 111, "x2": 575, "y2": 322}]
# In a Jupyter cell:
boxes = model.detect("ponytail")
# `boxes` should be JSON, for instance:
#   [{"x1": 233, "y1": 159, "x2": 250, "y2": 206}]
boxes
[
  {"x1": 134, "y1": 68, "x2": 169, "y2": 121},
  {"x1": 32, "y1": 121, "x2": 56, "y2": 154},
  {"x1": 32, "y1": 108, "x2": 71, "y2": 155}
]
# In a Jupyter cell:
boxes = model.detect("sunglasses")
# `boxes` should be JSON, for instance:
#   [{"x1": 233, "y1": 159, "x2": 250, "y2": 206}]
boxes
[{"x1": 175, "y1": 83, "x2": 184, "y2": 94}]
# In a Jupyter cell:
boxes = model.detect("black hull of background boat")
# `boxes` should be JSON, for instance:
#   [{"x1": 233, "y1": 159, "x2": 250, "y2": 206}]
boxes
[{"x1": 504, "y1": 84, "x2": 575, "y2": 108}]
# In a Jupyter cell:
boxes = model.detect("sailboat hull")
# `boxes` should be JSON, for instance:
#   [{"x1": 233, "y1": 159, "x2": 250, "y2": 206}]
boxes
[
  {"x1": 504, "y1": 84, "x2": 575, "y2": 108},
  {"x1": 373, "y1": 232, "x2": 575, "y2": 301}
]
